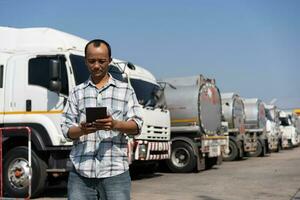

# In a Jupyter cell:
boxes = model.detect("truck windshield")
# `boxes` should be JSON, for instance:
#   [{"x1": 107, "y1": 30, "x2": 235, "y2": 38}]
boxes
[
  {"x1": 70, "y1": 54, "x2": 90, "y2": 85},
  {"x1": 130, "y1": 79, "x2": 160, "y2": 107},
  {"x1": 265, "y1": 109, "x2": 274, "y2": 121},
  {"x1": 279, "y1": 117, "x2": 290, "y2": 126}
]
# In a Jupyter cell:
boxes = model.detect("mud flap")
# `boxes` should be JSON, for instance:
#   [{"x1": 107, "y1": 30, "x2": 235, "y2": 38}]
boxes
[
  {"x1": 237, "y1": 140, "x2": 244, "y2": 158},
  {"x1": 197, "y1": 153, "x2": 206, "y2": 171}
]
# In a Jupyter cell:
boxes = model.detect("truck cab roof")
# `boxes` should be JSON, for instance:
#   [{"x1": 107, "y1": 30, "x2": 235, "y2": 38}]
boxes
[{"x1": 0, "y1": 26, "x2": 87, "y2": 54}]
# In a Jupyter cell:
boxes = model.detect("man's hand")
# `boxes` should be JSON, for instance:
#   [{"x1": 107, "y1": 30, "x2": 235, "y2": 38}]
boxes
[
  {"x1": 93, "y1": 115, "x2": 116, "y2": 131},
  {"x1": 67, "y1": 122, "x2": 97, "y2": 139},
  {"x1": 80, "y1": 122, "x2": 98, "y2": 134},
  {"x1": 68, "y1": 115, "x2": 139, "y2": 139},
  {"x1": 93, "y1": 115, "x2": 139, "y2": 135}
]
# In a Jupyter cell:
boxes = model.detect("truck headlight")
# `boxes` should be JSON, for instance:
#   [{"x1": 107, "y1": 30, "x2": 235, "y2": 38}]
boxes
[{"x1": 138, "y1": 144, "x2": 147, "y2": 159}]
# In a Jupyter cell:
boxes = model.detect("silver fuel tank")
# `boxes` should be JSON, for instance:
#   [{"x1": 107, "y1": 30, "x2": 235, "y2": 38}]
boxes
[
  {"x1": 221, "y1": 93, "x2": 245, "y2": 132},
  {"x1": 162, "y1": 75, "x2": 222, "y2": 135},
  {"x1": 244, "y1": 98, "x2": 266, "y2": 130}
]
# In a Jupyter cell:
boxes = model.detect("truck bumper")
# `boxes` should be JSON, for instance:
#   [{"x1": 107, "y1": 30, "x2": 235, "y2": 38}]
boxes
[
  {"x1": 244, "y1": 133, "x2": 257, "y2": 152},
  {"x1": 129, "y1": 140, "x2": 171, "y2": 162},
  {"x1": 268, "y1": 135, "x2": 279, "y2": 151},
  {"x1": 282, "y1": 138, "x2": 292, "y2": 149},
  {"x1": 201, "y1": 136, "x2": 228, "y2": 158}
]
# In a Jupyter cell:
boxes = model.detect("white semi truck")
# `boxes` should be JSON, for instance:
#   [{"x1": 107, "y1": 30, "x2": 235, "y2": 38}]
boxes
[
  {"x1": 243, "y1": 98, "x2": 270, "y2": 157},
  {"x1": 279, "y1": 110, "x2": 298, "y2": 148},
  {"x1": 221, "y1": 93, "x2": 257, "y2": 161},
  {"x1": 108, "y1": 59, "x2": 171, "y2": 164},
  {"x1": 264, "y1": 104, "x2": 281, "y2": 152},
  {"x1": 292, "y1": 109, "x2": 300, "y2": 143},
  {"x1": 161, "y1": 75, "x2": 228, "y2": 173},
  {"x1": 0, "y1": 27, "x2": 170, "y2": 197}
]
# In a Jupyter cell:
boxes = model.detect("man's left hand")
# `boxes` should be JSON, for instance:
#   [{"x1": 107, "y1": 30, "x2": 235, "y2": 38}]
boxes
[{"x1": 93, "y1": 115, "x2": 116, "y2": 131}]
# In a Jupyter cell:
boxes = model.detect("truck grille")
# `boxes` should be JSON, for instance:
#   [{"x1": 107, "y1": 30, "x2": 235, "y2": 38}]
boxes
[
  {"x1": 134, "y1": 141, "x2": 171, "y2": 160},
  {"x1": 146, "y1": 125, "x2": 169, "y2": 140}
]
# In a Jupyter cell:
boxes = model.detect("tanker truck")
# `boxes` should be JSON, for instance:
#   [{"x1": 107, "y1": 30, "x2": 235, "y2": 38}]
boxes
[
  {"x1": 264, "y1": 104, "x2": 282, "y2": 152},
  {"x1": 244, "y1": 98, "x2": 270, "y2": 157},
  {"x1": 161, "y1": 75, "x2": 228, "y2": 173},
  {"x1": 221, "y1": 93, "x2": 257, "y2": 161}
]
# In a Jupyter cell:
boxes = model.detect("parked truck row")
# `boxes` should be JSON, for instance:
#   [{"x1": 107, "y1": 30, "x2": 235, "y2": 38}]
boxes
[{"x1": 0, "y1": 27, "x2": 299, "y2": 198}]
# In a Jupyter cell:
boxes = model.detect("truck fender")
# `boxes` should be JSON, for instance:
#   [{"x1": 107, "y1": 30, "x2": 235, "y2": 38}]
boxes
[{"x1": 3, "y1": 123, "x2": 51, "y2": 151}]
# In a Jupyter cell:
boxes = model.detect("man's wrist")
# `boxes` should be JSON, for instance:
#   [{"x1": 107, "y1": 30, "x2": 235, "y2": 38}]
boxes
[{"x1": 112, "y1": 119, "x2": 120, "y2": 132}]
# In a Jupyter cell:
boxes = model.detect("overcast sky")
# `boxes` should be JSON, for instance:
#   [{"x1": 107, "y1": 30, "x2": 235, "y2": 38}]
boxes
[{"x1": 1, "y1": 0, "x2": 299, "y2": 109}]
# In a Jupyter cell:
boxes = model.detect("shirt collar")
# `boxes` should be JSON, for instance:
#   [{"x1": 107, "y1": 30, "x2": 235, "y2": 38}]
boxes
[{"x1": 83, "y1": 73, "x2": 117, "y2": 89}]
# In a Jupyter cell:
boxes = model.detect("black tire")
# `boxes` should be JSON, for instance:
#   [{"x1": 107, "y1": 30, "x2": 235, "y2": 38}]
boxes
[
  {"x1": 249, "y1": 140, "x2": 263, "y2": 157},
  {"x1": 223, "y1": 140, "x2": 238, "y2": 161},
  {"x1": 3, "y1": 146, "x2": 47, "y2": 198},
  {"x1": 205, "y1": 157, "x2": 218, "y2": 170},
  {"x1": 288, "y1": 139, "x2": 293, "y2": 149},
  {"x1": 166, "y1": 141, "x2": 196, "y2": 173},
  {"x1": 237, "y1": 141, "x2": 244, "y2": 159},
  {"x1": 279, "y1": 139, "x2": 283, "y2": 151},
  {"x1": 275, "y1": 139, "x2": 280, "y2": 152}
]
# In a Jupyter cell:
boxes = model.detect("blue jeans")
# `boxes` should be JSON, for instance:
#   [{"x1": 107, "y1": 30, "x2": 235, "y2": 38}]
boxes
[{"x1": 67, "y1": 169, "x2": 131, "y2": 200}]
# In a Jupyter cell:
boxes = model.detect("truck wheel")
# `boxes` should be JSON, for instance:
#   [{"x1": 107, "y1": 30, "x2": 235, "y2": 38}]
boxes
[
  {"x1": 249, "y1": 140, "x2": 263, "y2": 157},
  {"x1": 223, "y1": 140, "x2": 238, "y2": 161},
  {"x1": 237, "y1": 141, "x2": 244, "y2": 160},
  {"x1": 275, "y1": 139, "x2": 280, "y2": 152},
  {"x1": 3, "y1": 146, "x2": 47, "y2": 198},
  {"x1": 205, "y1": 157, "x2": 218, "y2": 169},
  {"x1": 166, "y1": 141, "x2": 196, "y2": 173}
]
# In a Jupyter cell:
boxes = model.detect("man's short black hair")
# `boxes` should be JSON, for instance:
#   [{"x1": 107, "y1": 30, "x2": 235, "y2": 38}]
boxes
[{"x1": 84, "y1": 39, "x2": 111, "y2": 58}]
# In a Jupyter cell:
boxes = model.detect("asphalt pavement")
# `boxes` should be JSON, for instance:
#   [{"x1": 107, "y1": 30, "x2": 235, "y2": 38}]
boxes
[{"x1": 37, "y1": 146, "x2": 300, "y2": 200}]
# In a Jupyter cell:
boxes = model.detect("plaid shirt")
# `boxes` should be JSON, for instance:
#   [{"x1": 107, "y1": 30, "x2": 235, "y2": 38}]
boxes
[{"x1": 61, "y1": 74, "x2": 143, "y2": 178}]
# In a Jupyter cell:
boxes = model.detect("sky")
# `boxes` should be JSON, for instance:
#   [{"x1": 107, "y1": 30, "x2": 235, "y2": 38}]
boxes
[{"x1": 0, "y1": 0, "x2": 299, "y2": 109}]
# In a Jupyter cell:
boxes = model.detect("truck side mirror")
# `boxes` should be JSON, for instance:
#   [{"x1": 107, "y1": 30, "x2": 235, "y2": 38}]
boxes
[
  {"x1": 127, "y1": 62, "x2": 136, "y2": 70},
  {"x1": 49, "y1": 59, "x2": 62, "y2": 92}
]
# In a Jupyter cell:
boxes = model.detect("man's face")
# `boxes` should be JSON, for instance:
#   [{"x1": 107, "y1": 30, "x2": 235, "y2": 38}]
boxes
[{"x1": 85, "y1": 43, "x2": 111, "y2": 80}]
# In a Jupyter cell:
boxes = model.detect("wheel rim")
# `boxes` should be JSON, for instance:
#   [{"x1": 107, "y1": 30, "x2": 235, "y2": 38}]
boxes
[
  {"x1": 171, "y1": 147, "x2": 190, "y2": 168},
  {"x1": 7, "y1": 158, "x2": 30, "y2": 189}
]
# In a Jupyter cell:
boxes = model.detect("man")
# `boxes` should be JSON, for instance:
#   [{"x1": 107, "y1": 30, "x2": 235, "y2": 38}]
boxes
[{"x1": 61, "y1": 39, "x2": 143, "y2": 200}]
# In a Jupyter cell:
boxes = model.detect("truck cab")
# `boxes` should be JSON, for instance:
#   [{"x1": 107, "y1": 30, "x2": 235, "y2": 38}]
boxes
[
  {"x1": 109, "y1": 59, "x2": 171, "y2": 163},
  {"x1": 279, "y1": 111, "x2": 298, "y2": 148}
]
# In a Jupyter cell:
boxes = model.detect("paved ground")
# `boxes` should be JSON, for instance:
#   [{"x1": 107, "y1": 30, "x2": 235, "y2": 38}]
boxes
[{"x1": 37, "y1": 147, "x2": 300, "y2": 200}]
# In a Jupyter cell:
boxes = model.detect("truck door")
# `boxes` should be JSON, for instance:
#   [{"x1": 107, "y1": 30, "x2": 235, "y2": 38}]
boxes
[
  {"x1": 25, "y1": 55, "x2": 69, "y2": 144},
  {"x1": 3, "y1": 55, "x2": 27, "y2": 123}
]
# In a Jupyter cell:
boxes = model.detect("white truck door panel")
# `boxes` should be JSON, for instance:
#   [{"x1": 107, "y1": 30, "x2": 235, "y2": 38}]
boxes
[
  {"x1": 3, "y1": 55, "x2": 27, "y2": 116},
  {"x1": 25, "y1": 55, "x2": 68, "y2": 144}
]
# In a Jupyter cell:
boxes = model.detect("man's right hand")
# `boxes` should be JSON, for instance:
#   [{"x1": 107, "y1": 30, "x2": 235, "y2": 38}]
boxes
[
  {"x1": 67, "y1": 122, "x2": 97, "y2": 139},
  {"x1": 79, "y1": 122, "x2": 97, "y2": 135}
]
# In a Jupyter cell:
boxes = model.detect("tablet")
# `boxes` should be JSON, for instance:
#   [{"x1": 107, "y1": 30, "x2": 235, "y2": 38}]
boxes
[{"x1": 86, "y1": 107, "x2": 107, "y2": 123}]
